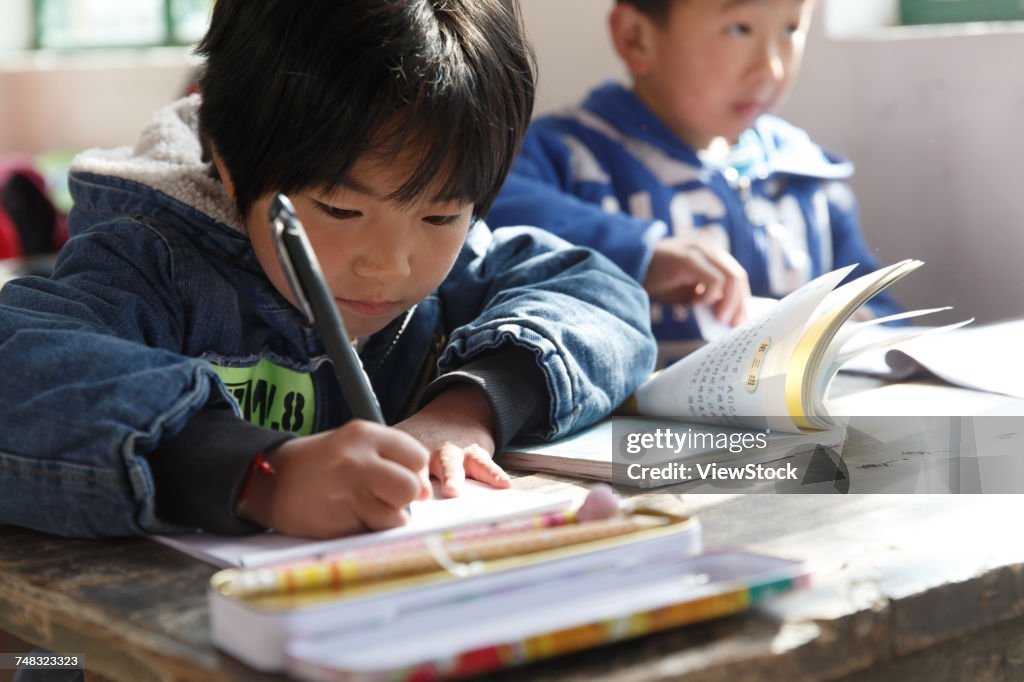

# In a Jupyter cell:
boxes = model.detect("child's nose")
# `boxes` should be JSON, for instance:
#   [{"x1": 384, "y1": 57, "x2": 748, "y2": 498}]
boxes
[
  {"x1": 352, "y1": 232, "x2": 412, "y2": 282},
  {"x1": 753, "y1": 39, "x2": 787, "y2": 85}
]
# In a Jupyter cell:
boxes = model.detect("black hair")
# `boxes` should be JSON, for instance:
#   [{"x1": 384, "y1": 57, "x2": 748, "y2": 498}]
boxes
[
  {"x1": 615, "y1": 0, "x2": 679, "y2": 22},
  {"x1": 196, "y1": 0, "x2": 535, "y2": 222}
]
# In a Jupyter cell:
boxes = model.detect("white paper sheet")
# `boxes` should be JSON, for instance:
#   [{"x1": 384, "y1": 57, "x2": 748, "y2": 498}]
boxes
[
  {"x1": 153, "y1": 482, "x2": 574, "y2": 568},
  {"x1": 840, "y1": 319, "x2": 1024, "y2": 399}
]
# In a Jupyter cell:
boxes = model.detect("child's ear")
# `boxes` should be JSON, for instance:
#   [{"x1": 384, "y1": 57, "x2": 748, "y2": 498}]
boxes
[
  {"x1": 210, "y1": 148, "x2": 237, "y2": 204},
  {"x1": 609, "y1": 4, "x2": 657, "y2": 78}
]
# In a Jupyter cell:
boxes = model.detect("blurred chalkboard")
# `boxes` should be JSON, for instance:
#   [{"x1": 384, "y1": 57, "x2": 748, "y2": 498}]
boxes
[{"x1": 901, "y1": 0, "x2": 1024, "y2": 25}]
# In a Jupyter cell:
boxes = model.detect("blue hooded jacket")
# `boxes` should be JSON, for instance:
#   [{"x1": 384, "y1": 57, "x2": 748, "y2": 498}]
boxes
[{"x1": 489, "y1": 82, "x2": 901, "y2": 358}]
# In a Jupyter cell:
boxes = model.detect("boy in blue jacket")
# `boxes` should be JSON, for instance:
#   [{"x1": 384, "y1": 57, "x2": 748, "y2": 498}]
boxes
[
  {"x1": 0, "y1": 0, "x2": 655, "y2": 540},
  {"x1": 489, "y1": 0, "x2": 900, "y2": 362}
]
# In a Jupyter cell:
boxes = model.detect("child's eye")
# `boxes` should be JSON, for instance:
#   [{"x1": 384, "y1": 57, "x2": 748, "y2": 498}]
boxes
[
  {"x1": 315, "y1": 201, "x2": 361, "y2": 220},
  {"x1": 726, "y1": 23, "x2": 751, "y2": 37},
  {"x1": 785, "y1": 23, "x2": 800, "y2": 35},
  {"x1": 423, "y1": 215, "x2": 461, "y2": 226}
]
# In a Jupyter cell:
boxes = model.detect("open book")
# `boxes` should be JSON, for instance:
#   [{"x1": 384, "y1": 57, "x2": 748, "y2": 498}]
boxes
[
  {"x1": 630, "y1": 259, "x2": 968, "y2": 433},
  {"x1": 502, "y1": 260, "x2": 968, "y2": 484}
]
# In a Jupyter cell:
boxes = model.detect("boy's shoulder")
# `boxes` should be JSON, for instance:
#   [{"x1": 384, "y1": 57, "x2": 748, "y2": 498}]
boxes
[
  {"x1": 520, "y1": 82, "x2": 704, "y2": 175},
  {"x1": 530, "y1": 82, "x2": 650, "y2": 137},
  {"x1": 516, "y1": 83, "x2": 624, "y2": 144},
  {"x1": 753, "y1": 115, "x2": 854, "y2": 180}
]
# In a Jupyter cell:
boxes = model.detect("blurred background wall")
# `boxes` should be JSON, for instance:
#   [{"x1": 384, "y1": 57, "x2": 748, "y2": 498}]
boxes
[
  {"x1": 0, "y1": 0, "x2": 197, "y2": 154},
  {"x1": 1, "y1": 0, "x2": 1021, "y2": 322},
  {"x1": 0, "y1": 51, "x2": 193, "y2": 154}
]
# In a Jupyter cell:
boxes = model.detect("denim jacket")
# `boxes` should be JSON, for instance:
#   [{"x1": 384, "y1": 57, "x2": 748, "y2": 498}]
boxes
[{"x1": 0, "y1": 97, "x2": 655, "y2": 538}]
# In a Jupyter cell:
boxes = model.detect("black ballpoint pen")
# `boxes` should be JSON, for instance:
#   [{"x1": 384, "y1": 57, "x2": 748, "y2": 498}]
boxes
[{"x1": 269, "y1": 194, "x2": 385, "y2": 424}]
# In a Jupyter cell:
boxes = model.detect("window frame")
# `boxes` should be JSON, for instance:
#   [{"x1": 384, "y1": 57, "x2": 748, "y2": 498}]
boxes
[
  {"x1": 899, "y1": 0, "x2": 1024, "y2": 26},
  {"x1": 31, "y1": 0, "x2": 209, "y2": 51}
]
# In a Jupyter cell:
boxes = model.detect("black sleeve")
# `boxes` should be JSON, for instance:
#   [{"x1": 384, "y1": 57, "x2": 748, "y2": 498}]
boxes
[
  {"x1": 417, "y1": 345, "x2": 550, "y2": 450},
  {"x1": 144, "y1": 406, "x2": 295, "y2": 534}
]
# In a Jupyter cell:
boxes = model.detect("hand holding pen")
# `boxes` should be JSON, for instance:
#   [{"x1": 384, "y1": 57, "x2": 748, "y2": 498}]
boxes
[{"x1": 235, "y1": 195, "x2": 429, "y2": 538}]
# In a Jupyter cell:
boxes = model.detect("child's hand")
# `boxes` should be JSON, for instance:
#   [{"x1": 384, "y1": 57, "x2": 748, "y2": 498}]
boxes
[
  {"x1": 395, "y1": 383, "x2": 511, "y2": 498},
  {"x1": 644, "y1": 235, "x2": 750, "y2": 326},
  {"x1": 237, "y1": 421, "x2": 431, "y2": 539}
]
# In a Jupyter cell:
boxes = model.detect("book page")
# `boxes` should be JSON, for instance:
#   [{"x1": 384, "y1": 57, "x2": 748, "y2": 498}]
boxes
[
  {"x1": 783, "y1": 260, "x2": 925, "y2": 429},
  {"x1": 841, "y1": 319, "x2": 1024, "y2": 399},
  {"x1": 692, "y1": 296, "x2": 780, "y2": 342},
  {"x1": 153, "y1": 483, "x2": 574, "y2": 568},
  {"x1": 635, "y1": 266, "x2": 855, "y2": 433}
]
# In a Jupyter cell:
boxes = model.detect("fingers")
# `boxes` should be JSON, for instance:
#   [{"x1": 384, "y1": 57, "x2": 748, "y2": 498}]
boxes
[
  {"x1": 680, "y1": 249, "x2": 726, "y2": 305},
  {"x1": 650, "y1": 236, "x2": 750, "y2": 327},
  {"x1": 363, "y1": 455, "x2": 425, "y2": 510},
  {"x1": 430, "y1": 443, "x2": 510, "y2": 498},
  {"x1": 464, "y1": 446, "x2": 511, "y2": 490},
  {"x1": 700, "y1": 249, "x2": 750, "y2": 325},
  {"x1": 258, "y1": 422, "x2": 438, "y2": 538},
  {"x1": 309, "y1": 422, "x2": 427, "y2": 534},
  {"x1": 270, "y1": 423, "x2": 510, "y2": 539},
  {"x1": 720, "y1": 290, "x2": 749, "y2": 327},
  {"x1": 430, "y1": 443, "x2": 467, "y2": 498},
  {"x1": 348, "y1": 419, "x2": 431, "y2": 498},
  {"x1": 323, "y1": 433, "x2": 424, "y2": 533},
  {"x1": 352, "y1": 483, "x2": 410, "y2": 531}
]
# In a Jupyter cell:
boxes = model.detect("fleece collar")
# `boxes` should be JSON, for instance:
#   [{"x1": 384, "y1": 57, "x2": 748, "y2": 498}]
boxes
[{"x1": 70, "y1": 95, "x2": 245, "y2": 233}]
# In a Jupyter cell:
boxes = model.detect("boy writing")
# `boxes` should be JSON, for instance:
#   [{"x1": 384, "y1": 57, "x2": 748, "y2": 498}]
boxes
[
  {"x1": 488, "y1": 0, "x2": 901, "y2": 362},
  {"x1": 0, "y1": 0, "x2": 655, "y2": 540}
]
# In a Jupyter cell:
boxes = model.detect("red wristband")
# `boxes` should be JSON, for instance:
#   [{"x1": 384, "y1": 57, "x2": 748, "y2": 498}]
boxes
[{"x1": 238, "y1": 452, "x2": 277, "y2": 504}]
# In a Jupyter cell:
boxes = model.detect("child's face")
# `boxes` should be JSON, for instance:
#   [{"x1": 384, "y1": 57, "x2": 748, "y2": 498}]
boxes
[
  {"x1": 631, "y1": 0, "x2": 814, "y2": 149},
  {"x1": 248, "y1": 154, "x2": 474, "y2": 338}
]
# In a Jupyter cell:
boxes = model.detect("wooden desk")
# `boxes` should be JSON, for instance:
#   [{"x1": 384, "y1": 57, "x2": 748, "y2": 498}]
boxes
[{"x1": 2, "y1": 379, "x2": 1023, "y2": 682}]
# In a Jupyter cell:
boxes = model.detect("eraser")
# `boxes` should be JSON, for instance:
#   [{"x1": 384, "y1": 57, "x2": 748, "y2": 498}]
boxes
[{"x1": 576, "y1": 483, "x2": 620, "y2": 522}]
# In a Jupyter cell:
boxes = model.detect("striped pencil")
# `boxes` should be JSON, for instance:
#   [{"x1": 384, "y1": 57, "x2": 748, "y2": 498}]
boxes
[{"x1": 304, "y1": 483, "x2": 622, "y2": 567}]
